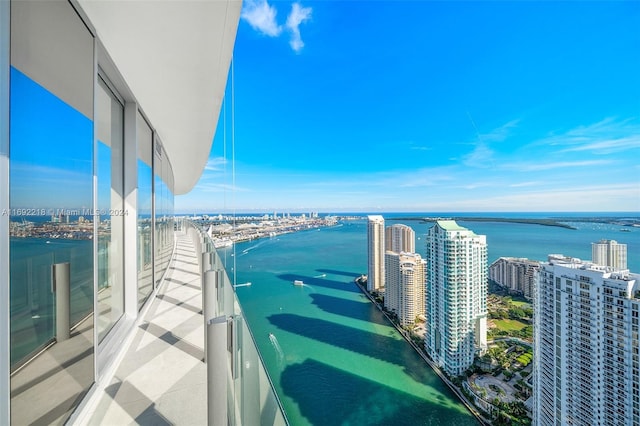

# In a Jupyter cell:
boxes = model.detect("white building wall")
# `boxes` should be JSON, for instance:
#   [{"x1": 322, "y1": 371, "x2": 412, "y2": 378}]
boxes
[
  {"x1": 398, "y1": 253, "x2": 425, "y2": 327},
  {"x1": 425, "y1": 221, "x2": 487, "y2": 376},
  {"x1": 384, "y1": 251, "x2": 400, "y2": 313},
  {"x1": 385, "y1": 224, "x2": 415, "y2": 253},
  {"x1": 592, "y1": 239, "x2": 628, "y2": 270},
  {"x1": 533, "y1": 258, "x2": 640, "y2": 426},
  {"x1": 489, "y1": 257, "x2": 539, "y2": 300},
  {"x1": 367, "y1": 215, "x2": 385, "y2": 292}
]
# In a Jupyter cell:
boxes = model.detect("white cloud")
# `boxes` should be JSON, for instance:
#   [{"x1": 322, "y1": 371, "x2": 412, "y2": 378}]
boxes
[
  {"x1": 559, "y1": 136, "x2": 640, "y2": 154},
  {"x1": 463, "y1": 143, "x2": 494, "y2": 168},
  {"x1": 286, "y1": 3, "x2": 312, "y2": 52},
  {"x1": 204, "y1": 157, "x2": 228, "y2": 172},
  {"x1": 241, "y1": 1, "x2": 313, "y2": 52},
  {"x1": 509, "y1": 181, "x2": 542, "y2": 188},
  {"x1": 505, "y1": 159, "x2": 612, "y2": 172},
  {"x1": 480, "y1": 119, "x2": 520, "y2": 143},
  {"x1": 241, "y1": 0, "x2": 282, "y2": 37},
  {"x1": 533, "y1": 118, "x2": 640, "y2": 154}
]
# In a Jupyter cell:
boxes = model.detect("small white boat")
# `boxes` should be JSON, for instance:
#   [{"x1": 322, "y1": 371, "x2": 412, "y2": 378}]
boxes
[{"x1": 293, "y1": 280, "x2": 304, "y2": 286}]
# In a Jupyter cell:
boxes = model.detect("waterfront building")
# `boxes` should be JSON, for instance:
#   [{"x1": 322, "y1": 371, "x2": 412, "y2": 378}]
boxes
[
  {"x1": 384, "y1": 251, "x2": 426, "y2": 327},
  {"x1": 592, "y1": 239, "x2": 628, "y2": 269},
  {"x1": 367, "y1": 215, "x2": 385, "y2": 292},
  {"x1": 533, "y1": 256, "x2": 640, "y2": 426},
  {"x1": 425, "y1": 220, "x2": 487, "y2": 376},
  {"x1": 489, "y1": 257, "x2": 539, "y2": 300},
  {"x1": 0, "y1": 2, "x2": 284, "y2": 424},
  {"x1": 385, "y1": 223, "x2": 415, "y2": 253}
]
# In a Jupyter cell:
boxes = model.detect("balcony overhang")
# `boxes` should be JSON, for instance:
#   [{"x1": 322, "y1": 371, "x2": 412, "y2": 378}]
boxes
[{"x1": 77, "y1": 0, "x2": 241, "y2": 194}]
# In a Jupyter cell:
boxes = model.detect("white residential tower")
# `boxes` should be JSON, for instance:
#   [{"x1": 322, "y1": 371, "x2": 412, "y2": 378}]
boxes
[
  {"x1": 533, "y1": 256, "x2": 640, "y2": 426},
  {"x1": 367, "y1": 215, "x2": 385, "y2": 292},
  {"x1": 425, "y1": 220, "x2": 488, "y2": 376}
]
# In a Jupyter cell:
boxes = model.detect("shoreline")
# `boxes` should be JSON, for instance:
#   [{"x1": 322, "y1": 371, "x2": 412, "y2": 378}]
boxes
[{"x1": 353, "y1": 279, "x2": 490, "y2": 426}]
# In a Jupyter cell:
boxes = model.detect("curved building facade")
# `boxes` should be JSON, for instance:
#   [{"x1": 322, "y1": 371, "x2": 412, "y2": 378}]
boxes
[{"x1": 0, "y1": 1, "x2": 241, "y2": 423}]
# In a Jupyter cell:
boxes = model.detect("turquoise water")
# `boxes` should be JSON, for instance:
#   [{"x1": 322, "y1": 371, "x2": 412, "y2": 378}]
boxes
[
  {"x1": 228, "y1": 222, "x2": 478, "y2": 426},
  {"x1": 10, "y1": 237, "x2": 93, "y2": 365},
  {"x1": 227, "y1": 215, "x2": 639, "y2": 425}
]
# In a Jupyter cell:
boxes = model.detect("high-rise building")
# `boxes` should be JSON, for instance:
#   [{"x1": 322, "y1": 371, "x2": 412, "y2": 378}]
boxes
[
  {"x1": 592, "y1": 239, "x2": 628, "y2": 269},
  {"x1": 533, "y1": 256, "x2": 640, "y2": 426},
  {"x1": 384, "y1": 251, "x2": 426, "y2": 326},
  {"x1": 425, "y1": 220, "x2": 488, "y2": 376},
  {"x1": 385, "y1": 224, "x2": 415, "y2": 253},
  {"x1": 489, "y1": 257, "x2": 539, "y2": 300},
  {"x1": 367, "y1": 215, "x2": 385, "y2": 292}
]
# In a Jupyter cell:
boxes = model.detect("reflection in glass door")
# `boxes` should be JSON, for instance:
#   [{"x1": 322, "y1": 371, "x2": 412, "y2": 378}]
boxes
[{"x1": 96, "y1": 76, "x2": 124, "y2": 342}]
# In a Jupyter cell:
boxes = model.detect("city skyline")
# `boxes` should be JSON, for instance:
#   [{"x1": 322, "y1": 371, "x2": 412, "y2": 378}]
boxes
[{"x1": 177, "y1": 0, "x2": 640, "y2": 213}]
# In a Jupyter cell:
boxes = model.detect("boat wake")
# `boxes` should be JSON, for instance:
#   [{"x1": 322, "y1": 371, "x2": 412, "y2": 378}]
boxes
[{"x1": 269, "y1": 333, "x2": 284, "y2": 365}]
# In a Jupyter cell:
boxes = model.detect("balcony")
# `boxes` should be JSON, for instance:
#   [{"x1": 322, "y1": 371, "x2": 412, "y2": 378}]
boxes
[{"x1": 86, "y1": 220, "x2": 287, "y2": 425}]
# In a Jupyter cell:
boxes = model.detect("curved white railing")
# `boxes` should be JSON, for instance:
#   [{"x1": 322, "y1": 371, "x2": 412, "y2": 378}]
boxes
[{"x1": 181, "y1": 218, "x2": 288, "y2": 426}]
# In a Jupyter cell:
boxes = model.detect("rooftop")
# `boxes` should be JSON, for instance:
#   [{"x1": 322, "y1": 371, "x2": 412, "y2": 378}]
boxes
[{"x1": 436, "y1": 220, "x2": 467, "y2": 232}]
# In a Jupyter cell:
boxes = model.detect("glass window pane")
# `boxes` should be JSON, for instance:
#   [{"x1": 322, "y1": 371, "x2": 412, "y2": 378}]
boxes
[
  {"x1": 9, "y1": 2, "x2": 94, "y2": 423},
  {"x1": 137, "y1": 112, "x2": 153, "y2": 309},
  {"x1": 96, "y1": 77, "x2": 124, "y2": 342},
  {"x1": 153, "y1": 142, "x2": 174, "y2": 288}
]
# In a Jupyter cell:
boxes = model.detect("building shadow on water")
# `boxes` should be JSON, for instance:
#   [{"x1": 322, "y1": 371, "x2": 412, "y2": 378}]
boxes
[
  {"x1": 309, "y1": 293, "x2": 388, "y2": 327},
  {"x1": 268, "y1": 313, "x2": 407, "y2": 367},
  {"x1": 280, "y1": 359, "x2": 478, "y2": 426},
  {"x1": 268, "y1": 313, "x2": 471, "y2": 391},
  {"x1": 277, "y1": 273, "x2": 359, "y2": 293}
]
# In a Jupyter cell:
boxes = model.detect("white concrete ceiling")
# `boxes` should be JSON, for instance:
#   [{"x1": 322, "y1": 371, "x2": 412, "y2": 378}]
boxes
[{"x1": 78, "y1": 0, "x2": 241, "y2": 195}]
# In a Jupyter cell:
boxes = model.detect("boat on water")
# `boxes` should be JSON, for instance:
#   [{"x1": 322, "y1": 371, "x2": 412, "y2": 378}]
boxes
[
  {"x1": 268, "y1": 333, "x2": 275, "y2": 338},
  {"x1": 293, "y1": 280, "x2": 304, "y2": 286}
]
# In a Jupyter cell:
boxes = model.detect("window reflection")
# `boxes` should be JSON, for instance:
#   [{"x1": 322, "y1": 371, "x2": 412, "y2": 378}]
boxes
[
  {"x1": 96, "y1": 77, "x2": 124, "y2": 342},
  {"x1": 137, "y1": 112, "x2": 153, "y2": 309},
  {"x1": 154, "y1": 142, "x2": 175, "y2": 287},
  {"x1": 9, "y1": 65, "x2": 94, "y2": 424}
]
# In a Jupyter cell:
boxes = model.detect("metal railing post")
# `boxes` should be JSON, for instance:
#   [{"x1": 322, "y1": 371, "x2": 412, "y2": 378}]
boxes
[
  {"x1": 52, "y1": 262, "x2": 70, "y2": 342},
  {"x1": 201, "y1": 251, "x2": 212, "y2": 277},
  {"x1": 203, "y1": 269, "x2": 217, "y2": 360},
  {"x1": 207, "y1": 315, "x2": 228, "y2": 426}
]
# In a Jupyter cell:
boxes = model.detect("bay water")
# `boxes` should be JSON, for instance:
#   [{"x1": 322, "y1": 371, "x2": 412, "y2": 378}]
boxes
[{"x1": 226, "y1": 213, "x2": 638, "y2": 425}]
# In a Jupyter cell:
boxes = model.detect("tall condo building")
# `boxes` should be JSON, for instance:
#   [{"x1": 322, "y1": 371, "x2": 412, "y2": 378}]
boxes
[
  {"x1": 592, "y1": 239, "x2": 628, "y2": 269},
  {"x1": 385, "y1": 224, "x2": 415, "y2": 253},
  {"x1": 425, "y1": 220, "x2": 488, "y2": 376},
  {"x1": 384, "y1": 251, "x2": 426, "y2": 326},
  {"x1": 367, "y1": 215, "x2": 385, "y2": 292},
  {"x1": 489, "y1": 257, "x2": 539, "y2": 300},
  {"x1": 533, "y1": 256, "x2": 640, "y2": 426}
]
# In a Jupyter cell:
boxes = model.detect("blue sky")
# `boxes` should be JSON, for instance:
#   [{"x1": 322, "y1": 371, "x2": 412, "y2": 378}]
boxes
[
  {"x1": 176, "y1": 1, "x2": 640, "y2": 213},
  {"x1": 10, "y1": 67, "x2": 93, "y2": 210}
]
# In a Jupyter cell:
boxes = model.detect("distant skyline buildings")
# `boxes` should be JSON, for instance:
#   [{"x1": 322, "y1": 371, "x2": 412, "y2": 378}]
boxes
[
  {"x1": 385, "y1": 224, "x2": 415, "y2": 253},
  {"x1": 367, "y1": 215, "x2": 385, "y2": 292},
  {"x1": 425, "y1": 220, "x2": 488, "y2": 376},
  {"x1": 383, "y1": 224, "x2": 425, "y2": 327},
  {"x1": 384, "y1": 251, "x2": 426, "y2": 327},
  {"x1": 592, "y1": 239, "x2": 628, "y2": 270},
  {"x1": 533, "y1": 256, "x2": 640, "y2": 426},
  {"x1": 489, "y1": 257, "x2": 539, "y2": 300}
]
